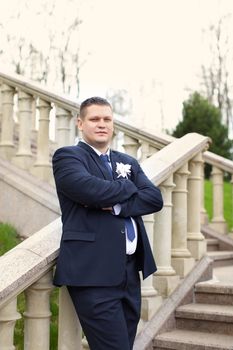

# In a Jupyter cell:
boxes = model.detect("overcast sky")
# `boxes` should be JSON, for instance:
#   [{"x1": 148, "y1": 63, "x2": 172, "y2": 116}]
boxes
[
  {"x1": 1, "y1": 0, "x2": 233, "y2": 133},
  {"x1": 78, "y1": 0, "x2": 233, "y2": 132}
]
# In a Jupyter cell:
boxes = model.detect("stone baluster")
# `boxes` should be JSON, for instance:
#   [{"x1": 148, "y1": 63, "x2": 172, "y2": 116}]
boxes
[
  {"x1": 200, "y1": 164, "x2": 209, "y2": 225},
  {"x1": 171, "y1": 163, "x2": 195, "y2": 277},
  {"x1": 231, "y1": 175, "x2": 233, "y2": 235},
  {"x1": 0, "y1": 82, "x2": 2, "y2": 124},
  {"x1": 75, "y1": 127, "x2": 82, "y2": 145},
  {"x1": 82, "y1": 337, "x2": 90, "y2": 349},
  {"x1": 187, "y1": 152, "x2": 206, "y2": 259},
  {"x1": 209, "y1": 166, "x2": 227, "y2": 234},
  {"x1": 153, "y1": 175, "x2": 179, "y2": 297},
  {"x1": 12, "y1": 91, "x2": 34, "y2": 170},
  {"x1": 0, "y1": 298, "x2": 21, "y2": 350},
  {"x1": 31, "y1": 98, "x2": 52, "y2": 181},
  {"x1": 111, "y1": 129, "x2": 119, "y2": 150},
  {"x1": 140, "y1": 141, "x2": 158, "y2": 162},
  {"x1": 0, "y1": 84, "x2": 15, "y2": 160},
  {"x1": 122, "y1": 134, "x2": 140, "y2": 158},
  {"x1": 30, "y1": 98, "x2": 38, "y2": 156},
  {"x1": 24, "y1": 271, "x2": 54, "y2": 350},
  {"x1": 55, "y1": 106, "x2": 73, "y2": 148},
  {"x1": 58, "y1": 287, "x2": 82, "y2": 350},
  {"x1": 70, "y1": 113, "x2": 77, "y2": 145},
  {"x1": 31, "y1": 97, "x2": 37, "y2": 132},
  {"x1": 140, "y1": 213, "x2": 162, "y2": 329}
]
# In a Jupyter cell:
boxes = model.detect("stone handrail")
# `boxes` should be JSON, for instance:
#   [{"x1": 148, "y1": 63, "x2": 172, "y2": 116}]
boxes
[
  {"x1": 0, "y1": 70, "x2": 79, "y2": 112},
  {"x1": 203, "y1": 151, "x2": 233, "y2": 174},
  {"x1": 0, "y1": 219, "x2": 61, "y2": 309}
]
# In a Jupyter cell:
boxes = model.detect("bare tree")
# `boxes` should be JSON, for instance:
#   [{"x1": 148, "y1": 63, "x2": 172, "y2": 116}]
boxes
[
  {"x1": 201, "y1": 15, "x2": 233, "y2": 133},
  {"x1": 0, "y1": 0, "x2": 89, "y2": 98},
  {"x1": 106, "y1": 89, "x2": 132, "y2": 116}
]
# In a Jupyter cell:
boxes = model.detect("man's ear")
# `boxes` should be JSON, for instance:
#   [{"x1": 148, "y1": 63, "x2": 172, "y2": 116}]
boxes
[{"x1": 77, "y1": 117, "x2": 83, "y2": 131}]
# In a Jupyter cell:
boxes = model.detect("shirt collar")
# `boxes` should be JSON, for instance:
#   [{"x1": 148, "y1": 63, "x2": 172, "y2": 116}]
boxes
[{"x1": 81, "y1": 139, "x2": 110, "y2": 157}]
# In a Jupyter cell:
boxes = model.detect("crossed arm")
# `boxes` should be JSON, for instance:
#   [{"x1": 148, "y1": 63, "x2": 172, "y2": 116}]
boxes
[{"x1": 53, "y1": 148, "x2": 163, "y2": 217}]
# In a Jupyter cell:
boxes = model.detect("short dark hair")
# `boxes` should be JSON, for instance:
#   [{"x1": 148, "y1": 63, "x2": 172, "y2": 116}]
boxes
[{"x1": 79, "y1": 97, "x2": 112, "y2": 119}]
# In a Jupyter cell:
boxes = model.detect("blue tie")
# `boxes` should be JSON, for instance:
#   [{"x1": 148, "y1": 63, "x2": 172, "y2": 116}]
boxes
[
  {"x1": 124, "y1": 217, "x2": 135, "y2": 242},
  {"x1": 100, "y1": 154, "x2": 113, "y2": 176},
  {"x1": 100, "y1": 154, "x2": 135, "y2": 242}
]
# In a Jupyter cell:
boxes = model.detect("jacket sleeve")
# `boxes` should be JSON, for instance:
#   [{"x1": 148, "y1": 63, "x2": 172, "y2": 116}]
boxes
[
  {"x1": 52, "y1": 148, "x2": 138, "y2": 208},
  {"x1": 118, "y1": 160, "x2": 163, "y2": 217}
]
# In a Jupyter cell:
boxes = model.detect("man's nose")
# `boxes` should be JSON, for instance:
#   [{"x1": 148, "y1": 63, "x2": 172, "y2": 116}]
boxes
[{"x1": 97, "y1": 119, "x2": 106, "y2": 127}]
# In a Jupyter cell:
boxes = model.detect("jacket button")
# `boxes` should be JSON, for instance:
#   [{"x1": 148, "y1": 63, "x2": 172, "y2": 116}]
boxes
[{"x1": 121, "y1": 229, "x2": 125, "y2": 234}]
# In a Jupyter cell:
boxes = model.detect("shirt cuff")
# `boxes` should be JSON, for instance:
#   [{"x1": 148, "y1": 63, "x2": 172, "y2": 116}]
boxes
[{"x1": 112, "y1": 204, "x2": 121, "y2": 215}]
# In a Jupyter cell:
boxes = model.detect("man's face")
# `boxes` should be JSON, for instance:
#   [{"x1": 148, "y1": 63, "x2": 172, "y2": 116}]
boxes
[{"x1": 77, "y1": 104, "x2": 114, "y2": 151}]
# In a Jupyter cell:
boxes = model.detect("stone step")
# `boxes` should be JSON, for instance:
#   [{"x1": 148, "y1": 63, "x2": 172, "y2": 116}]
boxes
[
  {"x1": 195, "y1": 280, "x2": 233, "y2": 305},
  {"x1": 206, "y1": 238, "x2": 219, "y2": 251},
  {"x1": 207, "y1": 251, "x2": 233, "y2": 267},
  {"x1": 175, "y1": 303, "x2": 233, "y2": 335},
  {"x1": 153, "y1": 329, "x2": 233, "y2": 349}
]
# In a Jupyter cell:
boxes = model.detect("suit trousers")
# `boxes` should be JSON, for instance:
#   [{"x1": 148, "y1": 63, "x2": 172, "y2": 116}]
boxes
[{"x1": 67, "y1": 256, "x2": 141, "y2": 350}]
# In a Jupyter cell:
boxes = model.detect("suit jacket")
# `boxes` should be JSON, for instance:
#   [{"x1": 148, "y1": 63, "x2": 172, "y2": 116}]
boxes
[{"x1": 52, "y1": 141, "x2": 163, "y2": 287}]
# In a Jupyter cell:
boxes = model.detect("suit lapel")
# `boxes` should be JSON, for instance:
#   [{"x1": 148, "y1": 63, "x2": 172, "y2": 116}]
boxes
[
  {"x1": 110, "y1": 151, "x2": 122, "y2": 180},
  {"x1": 78, "y1": 141, "x2": 113, "y2": 181}
]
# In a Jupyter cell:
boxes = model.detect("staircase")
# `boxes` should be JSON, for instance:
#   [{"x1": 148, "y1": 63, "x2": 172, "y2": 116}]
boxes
[
  {"x1": 0, "y1": 71, "x2": 233, "y2": 350},
  {"x1": 153, "y1": 230, "x2": 233, "y2": 350}
]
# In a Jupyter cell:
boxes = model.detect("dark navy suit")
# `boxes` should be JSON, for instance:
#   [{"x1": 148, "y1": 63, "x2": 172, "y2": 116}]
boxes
[{"x1": 52, "y1": 141, "x2": 163, "y2": 349}]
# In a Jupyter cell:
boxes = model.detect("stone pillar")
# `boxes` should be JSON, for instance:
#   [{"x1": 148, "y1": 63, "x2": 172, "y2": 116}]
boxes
[
  {"x1": 12, "y1": 91, "x2": 34, "y2": 170},
  {"x1": 171, "y1": 163, "x2": 195, "y2": 277},
  {"x1": 24, "y1": 270, "x2": 54, "y2": 350},
  {"x1": 200, "y1": 163, "x2": 209, "y2": 225},
  {"x1": 0, "y1": 82, "x2": 2, "y2": 124},
  {"x1": 69, "y1": 113, "x2": 77, "y2": 146},
  {"x1": 111, "y1": 129, "x2": 118, "y2": 150},
  {"x1": 140, "y1": 214, "x2": 162, "y2": 329},
  {"x1": 153, "y1": 175, "x2": 180, "y2": 297},
  {"x1": 0, "y1": 298, "x2": 21, "y2": 350},
  {"x1": 55, "y1": 106, "x2": 72, "y2": 148},
  {"x1": 31, "y1": 98, "x2": 52, "y2": 181},
  {"x1": 58, "y1": 287, "x2": 82, "y2": 350},
  {"x1": 82, "y1": 337, "x2": 90, "y2": 350},
  {"x1": 30, "y1": 97, "x2": 38, "y2": 151},
  {"x1": 31, "y1": 97, "x2": 37, "y2": 132},
  {"x1": 0, "y1": 84, "x2": 15, "y2": 159},
  {"x1": 140, "y1": 141, "x2": 158, "y2": 162},
  {"x1": 209, "y1": 166, "x2": 228, "y2": 234},
  {"x1": 231, "y1": 175, "x2": 233, "y2": 235},
  {"x1": 187, "y1": 152, "x2": 206, "y2": 260},
  {"x1": 122, "y1": 135, "x2": 139, "y2": 158}
]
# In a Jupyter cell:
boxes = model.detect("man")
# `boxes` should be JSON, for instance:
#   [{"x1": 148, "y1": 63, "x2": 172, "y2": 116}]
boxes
[{"x1": 52, "y1": 97, "x2": 163, "y2": 350}]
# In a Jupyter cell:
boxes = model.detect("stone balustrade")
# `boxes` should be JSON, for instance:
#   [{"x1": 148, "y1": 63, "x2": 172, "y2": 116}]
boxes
[
  {"x1": 1, "y1": 72, "x2": 231, "y2": 230},
  {"x1": 203, "y1": 151, "x2": 233, "y2": 233},
  {"x1": 0, "y1": 71, "x2": 174, "y2": 184},
  {"x1": 0, "y1": 71, "x2": 232, "y2": 349},
  {"x1": 0, "y1": 219, "x2": 81, "y2": 350}
]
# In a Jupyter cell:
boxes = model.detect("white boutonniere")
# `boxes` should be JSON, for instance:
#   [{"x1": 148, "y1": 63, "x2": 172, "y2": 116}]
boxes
[{"x1": 116, "y1": 162, "x2": 131, "y2": 178}]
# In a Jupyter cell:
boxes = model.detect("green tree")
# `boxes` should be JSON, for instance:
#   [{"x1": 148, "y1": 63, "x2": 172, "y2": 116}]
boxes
[{"x1": 172, "y1": 92, "x2": 232, "y2": 176}]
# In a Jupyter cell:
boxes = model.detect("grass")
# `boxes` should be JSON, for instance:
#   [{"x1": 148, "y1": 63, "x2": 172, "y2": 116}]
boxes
[
  {"x1": 0, "y1": 223, "x2": 58, "y2": 350},
  {"x1": 204, "y1": 179, "x2": 233, "y2": 231},
  {"x1": 0, "y1": 223, "x2": 20, "y2": 255}
]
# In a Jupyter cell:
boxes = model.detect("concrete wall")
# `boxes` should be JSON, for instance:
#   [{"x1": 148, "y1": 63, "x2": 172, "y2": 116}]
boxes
[{"x1": 0, "y1": 158, "x2": 60, "y2": 237}]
